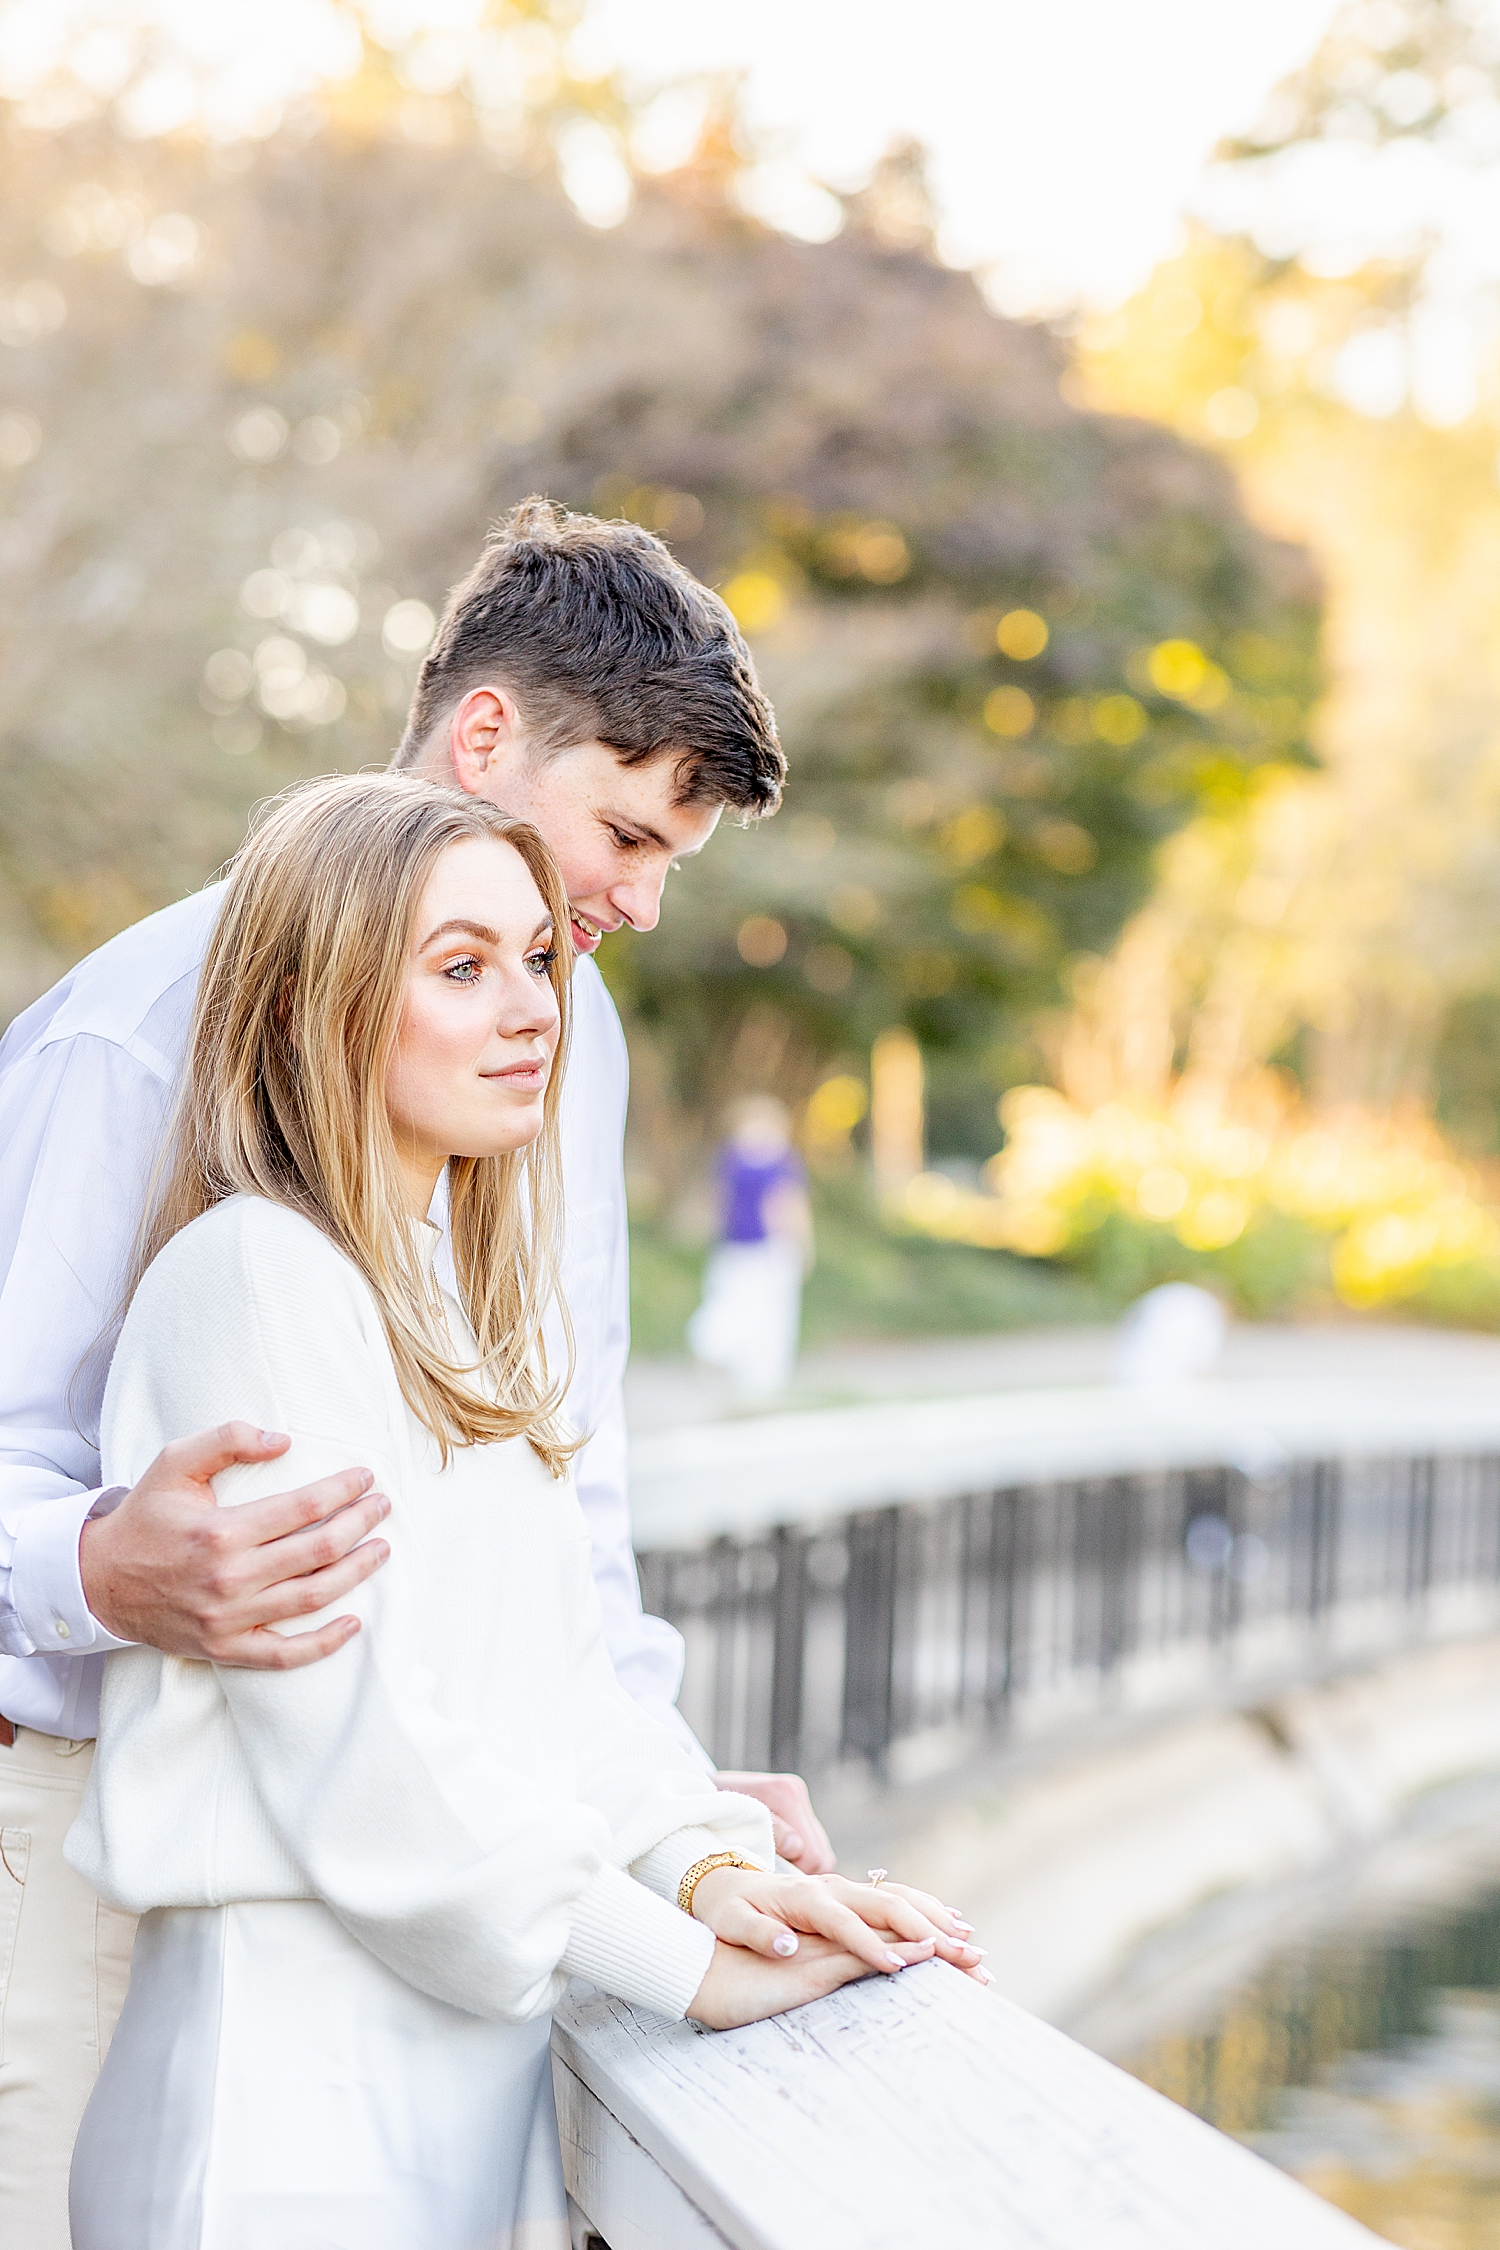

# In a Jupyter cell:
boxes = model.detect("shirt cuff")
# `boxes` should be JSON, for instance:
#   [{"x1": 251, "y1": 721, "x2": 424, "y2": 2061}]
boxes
[
  {"x1": 8, "y1": 1488, "x2": 133, "y2": 1657},
  {"x1": 559, "y1": 1862, "x2": 716, "y2": 2020}
]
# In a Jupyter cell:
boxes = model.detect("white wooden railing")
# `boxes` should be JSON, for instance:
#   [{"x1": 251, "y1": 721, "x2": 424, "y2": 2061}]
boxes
[
  {"x1": 552, "y1": 1961, "x2": 1378, "y2": 2249},
  {"x1": 567, "y1": 1371, "x2": 1499, "y2": 2246},
  {"x1": 629, "y1": 1373, "x2": 1500, "y2": 1547}
]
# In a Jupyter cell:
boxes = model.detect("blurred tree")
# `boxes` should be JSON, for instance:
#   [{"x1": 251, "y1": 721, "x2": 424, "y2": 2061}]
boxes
[
  {"x1": 0, "y1": 9, "x2": 1318, "y2": 1207},
  {"x1": 1073, "y1": 0, "x2": 1500, "y2": 1149}
]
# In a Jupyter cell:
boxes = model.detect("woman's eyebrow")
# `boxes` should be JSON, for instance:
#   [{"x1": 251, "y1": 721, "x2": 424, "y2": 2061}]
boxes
[
  {"x1": 419, "y1": 915, "x2": 554, "y2": 949},
  {"x1": 421, "y1": 917, "x2": 500, "y2": 947}
]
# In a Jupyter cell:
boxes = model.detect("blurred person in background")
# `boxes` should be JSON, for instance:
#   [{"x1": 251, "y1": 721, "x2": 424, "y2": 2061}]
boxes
[
  {"x1": 689, "y1": 1096, "x2": 813, "y2": 1401},
  {"x1": 1112, "y1": 1282, "x2": 1228, "y2": 1387},
  {"x1": 0, "y1": 500, "x2": 841, "y2": 2248}
]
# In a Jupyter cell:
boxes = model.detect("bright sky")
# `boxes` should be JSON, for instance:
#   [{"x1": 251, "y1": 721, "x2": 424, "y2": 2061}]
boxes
[
  {"x1": 585, "y1": 0, "x2": 1346, "y2": 313},
  {"x1": 0, "y1": 0, "x2": 1412, "y2": 317},
  {"x1": 0, "y1": 0, "x2": 1351, "y2": 315}
]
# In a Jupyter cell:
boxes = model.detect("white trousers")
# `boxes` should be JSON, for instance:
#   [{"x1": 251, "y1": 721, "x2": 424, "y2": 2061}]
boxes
[
  {"x1": 687, "y1": 1238, "x2": 803, "y2": 1399},
  {"x1": 0, "y1": 1728, "x2": 137, "y2": 2250},
  {"x1": 71, "y1": 1898, "x2": 570, "y2": 2250}
]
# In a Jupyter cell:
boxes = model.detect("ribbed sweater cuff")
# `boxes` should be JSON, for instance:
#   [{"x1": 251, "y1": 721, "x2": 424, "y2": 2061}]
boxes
[
  {"x1": 560, "y1": 1863, "x2": 716, "y2": 2021},
  {"x1": 630, "y1": 1825, "x2": 748, "y2": 1909}
]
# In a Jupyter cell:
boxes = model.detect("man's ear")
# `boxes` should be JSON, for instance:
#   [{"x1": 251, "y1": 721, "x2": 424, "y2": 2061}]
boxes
[{"x1": 448, "y1": 685, "x2": 523, "y2": 798}]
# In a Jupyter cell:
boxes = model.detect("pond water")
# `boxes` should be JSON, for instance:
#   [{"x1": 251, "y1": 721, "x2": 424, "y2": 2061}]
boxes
[{"x1": 1125, "y1": 1856, "x2": 1500, "y2": 2247}]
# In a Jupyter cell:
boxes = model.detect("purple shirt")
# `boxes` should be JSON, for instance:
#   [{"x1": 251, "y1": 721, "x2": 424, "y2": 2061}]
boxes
[{"x1": 718, "y1": 1146, "x2": 805, "y2": 1245}]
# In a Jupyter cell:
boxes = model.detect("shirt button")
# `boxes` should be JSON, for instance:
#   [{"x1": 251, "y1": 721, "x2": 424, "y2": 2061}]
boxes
[{"x1": 55, "y1": 1621, "x2": 71, "y2": 1640}]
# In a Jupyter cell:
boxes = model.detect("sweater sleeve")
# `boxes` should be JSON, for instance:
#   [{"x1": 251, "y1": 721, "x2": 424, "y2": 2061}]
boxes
[
  {"x1": 535, "y1": 1467, "x2": 778, "y2": 1920},
  {"x1": 83, "y1": 1200, "x2": 716, "y2": 2023}
]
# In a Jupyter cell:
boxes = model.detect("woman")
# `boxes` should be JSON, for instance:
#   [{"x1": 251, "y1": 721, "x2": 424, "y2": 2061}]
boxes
[{"x1": 66, "y1": 776, "x2": 981, "y2": 2250}]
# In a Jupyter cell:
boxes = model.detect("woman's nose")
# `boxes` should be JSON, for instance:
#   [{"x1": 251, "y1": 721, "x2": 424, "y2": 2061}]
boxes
[{"x1": 496, "y1": 970, "x2": 559, "y2": 1037}]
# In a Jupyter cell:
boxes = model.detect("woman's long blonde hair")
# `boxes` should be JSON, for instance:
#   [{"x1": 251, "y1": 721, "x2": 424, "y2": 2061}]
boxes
[{"x1": 132, "y1": 772, "x2": 578, "y2": 1474}]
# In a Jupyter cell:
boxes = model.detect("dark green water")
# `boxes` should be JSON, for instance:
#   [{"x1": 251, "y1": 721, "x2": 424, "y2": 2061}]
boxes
[{"x1": 1126, "y1": 1873, "x2": 1500, "y2": 2245}]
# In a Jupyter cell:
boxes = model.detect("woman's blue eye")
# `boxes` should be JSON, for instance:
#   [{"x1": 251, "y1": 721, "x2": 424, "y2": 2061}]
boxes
[
  {"x1": 527, "y1": 948, "x2": 559, "y2": 977},
  {"x1": 444, "y1": 957, "x2": 482, "y2": 984}
]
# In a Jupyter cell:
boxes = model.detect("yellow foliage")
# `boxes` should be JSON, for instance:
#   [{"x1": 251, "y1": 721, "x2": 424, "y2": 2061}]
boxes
[
  {"x1": 983, "y1": 685, "x2": 1035, "y2": 737},
  {"x1": 721, "y1": 571, "x2": 786, "y2": 633},
  {"x1": 885, "y1": 1078, "x2": 1500, "y2": 1320},
  {"x1": 805, "y1": 1073, "x2": 867, "y2": 1159},
  {"x1": 996, "y1": 608, "x2": 1049, "y2": 660},
  {"x1": 938, "y1": 1086, "x2": 1500, "y2": 1308},
  {"x1": 940, "y1": 804, "x2": 1005, "y2": 865},
  {"x1": 1147, "y1": 639, "x2": 1230, "y2": 710},
  {"x1": 1092, "y1": 694, "x2": 1146, "y2": 745}
]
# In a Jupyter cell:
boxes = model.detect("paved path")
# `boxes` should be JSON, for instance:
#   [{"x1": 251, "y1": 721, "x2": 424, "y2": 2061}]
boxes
[{"x1": 623, "y1": 1322, "x2": 1500, "y2": 1434}]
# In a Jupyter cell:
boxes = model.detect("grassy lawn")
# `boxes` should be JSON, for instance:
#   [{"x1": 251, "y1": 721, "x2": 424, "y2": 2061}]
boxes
[{"x1": 628, "y1": 1179, "x2": 1108, "y2": 1356}]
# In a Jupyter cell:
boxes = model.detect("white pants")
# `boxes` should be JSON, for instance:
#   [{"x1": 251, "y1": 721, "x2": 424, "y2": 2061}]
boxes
[
  {"x1": 688, "y1": 1238, "x2": 803, "y2": 1399},
  {"x1": 72, "y1": 1898, "x2": 569, "y2": 2250},
  {"x1": 0, "y1": 1728, "x2": 137, "y2": 2250}
]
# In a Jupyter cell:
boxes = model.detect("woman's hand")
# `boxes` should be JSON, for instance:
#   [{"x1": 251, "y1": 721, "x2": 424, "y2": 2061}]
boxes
[
  {"x1": 689, "y1": 1866, "x2": 989, "y2": 1984},
  {"x1": 685, "y1": 1932, "x2": 934, "y2": 2031}
]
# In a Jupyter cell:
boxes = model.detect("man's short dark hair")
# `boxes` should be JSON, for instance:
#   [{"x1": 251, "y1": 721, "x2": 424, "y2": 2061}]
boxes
[{"x1": 393, "y1": 498, "x2": 784, "y2": 817}]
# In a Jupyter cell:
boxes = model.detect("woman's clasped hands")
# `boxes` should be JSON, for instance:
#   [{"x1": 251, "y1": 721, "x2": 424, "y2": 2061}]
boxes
[{"x1": 683, "y1": 1866, "x2": 990, "y2": 2030}]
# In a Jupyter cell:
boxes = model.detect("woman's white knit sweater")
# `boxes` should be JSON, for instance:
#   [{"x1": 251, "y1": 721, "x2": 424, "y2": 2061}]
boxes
[{"x1": 66, "y1": 1194, "x2": 771, "y2": 2023}]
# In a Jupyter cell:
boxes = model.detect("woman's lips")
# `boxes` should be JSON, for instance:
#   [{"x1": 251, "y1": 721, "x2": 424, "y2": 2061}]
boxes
[{"x1": 570, "y1": 915, "x2": 602, "y2": 954}]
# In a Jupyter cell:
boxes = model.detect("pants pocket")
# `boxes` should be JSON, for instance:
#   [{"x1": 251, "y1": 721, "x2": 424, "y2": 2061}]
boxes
[{"x1": 0, "y1": 1827, "x2": 31, "y2": 2067}]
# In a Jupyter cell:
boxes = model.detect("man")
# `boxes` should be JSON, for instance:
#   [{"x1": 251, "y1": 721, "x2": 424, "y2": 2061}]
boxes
[{"x1": 0, "y1": 499, "x2": 832, "y2": 2243}]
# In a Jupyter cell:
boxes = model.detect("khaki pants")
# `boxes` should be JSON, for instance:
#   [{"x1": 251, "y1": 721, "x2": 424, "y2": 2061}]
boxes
[{"x1": 0, "y1": 1729, "x2": 137, "y2": 2250}]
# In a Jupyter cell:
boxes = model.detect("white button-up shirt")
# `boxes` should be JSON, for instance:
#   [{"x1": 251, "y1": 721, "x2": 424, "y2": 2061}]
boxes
[{"x1": 0, "y1": 887, "x2": 695, "y2": 1747}]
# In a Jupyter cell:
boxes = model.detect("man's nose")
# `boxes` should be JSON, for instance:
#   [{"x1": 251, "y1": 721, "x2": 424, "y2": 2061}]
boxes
[{"x1": 612, "y1": 867, "x2": 666, "y2": 935}]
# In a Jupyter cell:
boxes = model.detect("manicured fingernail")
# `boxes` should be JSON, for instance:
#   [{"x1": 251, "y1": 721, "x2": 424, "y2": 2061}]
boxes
[
  {"x1": 773, "y1": 1932, "x2": 798, "y2": 1956},
  {"x1": 975, "y1": 1968, "x2": 994, "y2": 1985},
  {"x1": 885, "y1": 1951, "x2": 907, "y2": 1969},
  {"x1": 260, "y1": 1429, "x2": 287, "y2": 1444},
  {"x1": 782, "y1": 1834, "x2": 803, "y2": 1857},
  {"x1": 952, "y1": 1920, "x2": 974, "y2": 1935}
]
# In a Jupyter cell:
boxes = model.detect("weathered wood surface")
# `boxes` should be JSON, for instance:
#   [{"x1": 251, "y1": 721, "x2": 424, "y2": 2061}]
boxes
[
  {"x1": 553, "y1": 1962, "x2": 1377, "y2": 2250},
  {"x1": 556, "y1": 2061, "x2": 729, "y2": 2249},
  {"x1": 630, "y1": 1375, "x2": 1500, "y2": 1547}
]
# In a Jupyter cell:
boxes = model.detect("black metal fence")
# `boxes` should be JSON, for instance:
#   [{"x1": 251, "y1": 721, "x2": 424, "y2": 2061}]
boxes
[{"x1": 636, "y1": 1452, "x2": 1500, "y2": 1778}]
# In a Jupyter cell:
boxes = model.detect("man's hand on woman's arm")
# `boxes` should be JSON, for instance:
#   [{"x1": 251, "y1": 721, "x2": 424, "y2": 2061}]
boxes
[
  {"x1": 712, "y1": 1769, "x2": 836, "y2": 1873},
  {"x1": 78, "y1": 1421, "x2": 390, "y2": 1668}
]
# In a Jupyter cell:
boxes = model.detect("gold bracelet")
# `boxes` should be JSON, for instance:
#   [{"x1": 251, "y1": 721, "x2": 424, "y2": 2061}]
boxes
[{"x1": 677, "y1": 1851, "x2": 759, "y2": 1917}]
